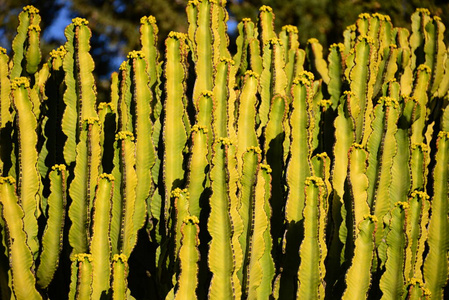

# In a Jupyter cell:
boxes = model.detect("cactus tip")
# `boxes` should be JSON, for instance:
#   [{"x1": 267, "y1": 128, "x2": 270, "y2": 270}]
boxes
[
  {"x1": 51, "y1": 164, "x2": 67, "y2": 172},
  {"x1": 395, "y1": 201, "x2": 410, "y2": 210},
  {"x1": 11, "y1": 77, "x2": 30, "y2": 90},
  {"x1": 260, "y1": 164, "x2": 272, "y2": 173},
  {"x1": 219, "y1": 57, "x2": 235, "y2": 65},
  {"x1": 200, "y1": 90, "x2": 213, "y2": 97},
  {"x1": 119, "y1": 61, "x2": 128, "y2": 71},
  {"x1": 416, "y1": 8, "x2": 430, "y2": 15},
  {"x1": 0, "y1": 176, "x2": 16, "y2": 185},
  {"x1": 168, "y1": 31, "x2": 186, "y2": 40},
  {"x1": 381, "y1": 96, "x2": 399, "y2": 108},
  {"x1": 372, "y1": 13, "x2": 390, "y2": 21},
  {"x1": 305, "y1": 176, "x2": 325, "y2": 186},
  {"x1": 352, "y1": 143, "x2": 364, "y2": 149},
  {"x1": 293, "y1": 71, "x2": 314, "y2": 85},
  {"x1": 244, "y1": 70, "x2": 260, "y2": 79},
  {"x1": 282, "y1": 25, "x2": 298, "y2": 34},
  {"x1": 417, "y1": 64, "x2": 431, "y2": 74},
  {"x1": 217, "y1": 137, "x2": 232, "y2": 146},
  {"x1": 28, "y1": 25, "x2": 41, "y2": 32},
  {"x1": 188, "y1": 0, "x2": 200, "y2": 6},
  {"x1": 23, "y1": 5, "x2": 39, "y2": 14},
  {"x1": 410, "y1": 190, "x2": 429, "y2": 200},
  {"x1": 183, "y1": 215, "x2": 200, "y2": 225},
  {"x1": 307, "y1": 38, "x2": 319, "y2": 44},
  {"x1": 315, "y1": 152, "x2": 329, "y2": 160},
  {"x1": 363, "y1": 214, "x2": 378, "y2": 223},
  {"x1": 319, "y1": 99, "x2": 332, "y2": 108},
  {"x1": 127, "y1": 50, "x2": 145, "y2": 59},
  {"x1": 171, "y1": 188, "x2": 188, "y2": 199},
  {"x1": 72, "y1": 253, "x2": 93, "y2": 262},
  {"x1": 437, "y1": 131, "x2": 449, "y2": 139},
  {"x1": 100, "y1": 173, "x2": 115, "y2": 181},
  {"x1": 329, "y1": 43, "x2": 344, "y2": 52},
  {"x1": 141, "y1": 15, "x2": 157, "y2": 25},
  {"x1": 72, "y1": 17, "x2": 89, "y2": 26},
  {"x1": 357, "y1": 35, "x2": 374, "y2": 45},
  {"x1": 389, "y1": 44, "x2": 397, "y2": 49},
  {"x1": 115, "y1": 131, "x2": 134, "y2": 141},
  {"x1": 259, "y1": 5, "x2": 273, "y2": 13},
  {"x1": 242, "y1": 18, "x2": 252, "y2": 23},
  {"x1": 191, "y1": 124, "x2": 208, "y2": 133},
  {"x1": 247, "y1": 146, "x2": 262, "y2": 154},
  {"x1": 358, "y1": 13, "x2": 371, "y2": 20},
  {"x1": 84, "y1": 117, "x2": 100, "y2": 125},
  {"x1": 50, "y1": 46, "x2": 67, "y2": 59},
  {"x1": 411, "y1": 142, "x2": 429, "y2": 152},
  {"x1": 98, "y1": 102, "x2": 115, "y2": 111},
  {"x1": 113, "y1": 253, "x2": 128, "y2": 263}
]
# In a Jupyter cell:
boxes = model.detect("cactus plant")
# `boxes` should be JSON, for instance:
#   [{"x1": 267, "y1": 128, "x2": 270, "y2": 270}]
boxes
[{"x1": 0, "y1": 2, "x2": 448, "y2": 299}]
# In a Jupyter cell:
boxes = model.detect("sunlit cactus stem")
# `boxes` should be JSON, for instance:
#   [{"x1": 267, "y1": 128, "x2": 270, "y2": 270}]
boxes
[
  {"x1": 10, "y1": 5, "x2": 41, "y2": 79},
  {"x1": 11, "y1": 77, "x2": 40, "y2": 258},
  {"x1": 174, "y1": 216, "x2": 200, "y2": 299},
  {"x1": 0, "y1": 176, "x2": 42, "y2": 300}
]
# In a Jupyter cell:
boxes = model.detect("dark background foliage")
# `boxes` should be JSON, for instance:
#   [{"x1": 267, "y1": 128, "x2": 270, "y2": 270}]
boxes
[{"x1": 1, "y1": 0, "x2": 448, "y2": 99}]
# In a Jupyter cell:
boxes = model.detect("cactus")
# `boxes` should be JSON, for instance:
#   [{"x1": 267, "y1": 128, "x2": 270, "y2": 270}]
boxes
[{"x1": 0, "y1": 4, "x2": 448, "y2": 299}]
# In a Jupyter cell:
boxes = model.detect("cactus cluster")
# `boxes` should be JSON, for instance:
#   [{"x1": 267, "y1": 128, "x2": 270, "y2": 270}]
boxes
[{"x1": 0, "y1": 2, "x2": 448, "y2": 299}]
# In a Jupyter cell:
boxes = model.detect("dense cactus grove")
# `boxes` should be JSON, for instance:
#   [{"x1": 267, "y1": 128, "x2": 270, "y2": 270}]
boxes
[{"x1": 0, "y1": 2, "x2": 448, "y2": 299}]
